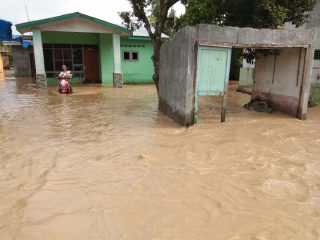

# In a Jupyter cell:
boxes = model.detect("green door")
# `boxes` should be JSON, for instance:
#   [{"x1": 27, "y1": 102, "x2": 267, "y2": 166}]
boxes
[{"x1": 194, "y1": 46, "x2": 232, "y2": 123}]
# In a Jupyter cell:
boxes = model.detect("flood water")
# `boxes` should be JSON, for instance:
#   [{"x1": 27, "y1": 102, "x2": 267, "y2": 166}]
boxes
[{"x1": 0, "y1": 73, "x2": 320, "y2": 240}]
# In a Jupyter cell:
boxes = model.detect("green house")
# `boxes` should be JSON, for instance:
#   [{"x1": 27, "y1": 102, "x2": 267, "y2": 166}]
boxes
[{"x1": 15, "y1": 12, "x2": 157, "y2": 87}]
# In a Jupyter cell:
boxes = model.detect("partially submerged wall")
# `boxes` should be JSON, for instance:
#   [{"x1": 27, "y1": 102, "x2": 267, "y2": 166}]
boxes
[
  {"x1": 159, "y1": 27, "x2": 197, "y2": 125},
  {"x1": 253, "y1": 48, "x2": 306, "y2": 116},
  {"x1": 159, "y1": 24, "x2": 315, "y2": 125},
  {"x1": 12, "y1": 46, "x2": 33, "y2": 77}
]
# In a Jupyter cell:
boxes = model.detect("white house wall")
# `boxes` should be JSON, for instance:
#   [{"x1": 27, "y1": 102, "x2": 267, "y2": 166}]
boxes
[{"x1": 38, "y1": 18, "x2": 122, "y2": 35}]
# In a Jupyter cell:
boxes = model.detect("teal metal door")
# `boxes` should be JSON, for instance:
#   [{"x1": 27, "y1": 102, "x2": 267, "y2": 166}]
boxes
[{"x1": 194, "y1": 46, "x2": 232, "y2": 123}]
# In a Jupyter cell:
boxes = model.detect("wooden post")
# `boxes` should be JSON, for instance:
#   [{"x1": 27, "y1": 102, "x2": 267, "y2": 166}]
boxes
[
  {"x1": 221, "y1": 49, "x2": 232, "y2": 123},
  {"x1": 221, "y1": 89, "x2": 229, "y2": 123}
]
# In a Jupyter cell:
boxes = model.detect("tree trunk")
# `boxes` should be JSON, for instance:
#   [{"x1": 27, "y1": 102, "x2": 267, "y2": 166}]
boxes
[{"x1": 152, "y1": 37, "x2": 162, "y2": 97}]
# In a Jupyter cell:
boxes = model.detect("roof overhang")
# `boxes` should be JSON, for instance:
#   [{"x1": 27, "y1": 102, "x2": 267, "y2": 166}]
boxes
[{"x1": 16, "y1": 12, "x2": 132, "y2": 36}]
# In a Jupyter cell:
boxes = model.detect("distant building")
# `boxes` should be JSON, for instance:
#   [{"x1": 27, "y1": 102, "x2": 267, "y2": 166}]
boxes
[
  {"x1": 0, "y1": 47, "x2": 10, "y2": 74},
  {"x1": 15, "y1": 12, "x2": 162, "y2": 87},
  {"x1": 240, "y1": 3, "x2": 320, "y2": 87},
  {"x1": 306, "y1": 1, "x2": 320, "y2": 85},
  {"x1": 3, "y1": 39, "x2": 35, "y2": 77}
]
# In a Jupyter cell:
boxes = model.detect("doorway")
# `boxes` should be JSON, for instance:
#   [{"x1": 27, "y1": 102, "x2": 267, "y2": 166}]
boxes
[
  {"x1": 84, "y1": 46, "x2": 100, "y2": 83},
  {"x1": 194, "y1": 46, "x2": 232, "y2": 123}
]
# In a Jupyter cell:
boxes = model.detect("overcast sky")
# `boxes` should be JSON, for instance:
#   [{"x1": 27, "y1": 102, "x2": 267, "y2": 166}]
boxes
[{"x1": 0, "y1": 0, "x2": 185, "y2": 34}]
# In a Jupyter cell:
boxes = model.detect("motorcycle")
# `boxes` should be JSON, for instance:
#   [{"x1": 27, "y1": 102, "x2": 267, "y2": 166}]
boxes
[{"x1": 57, "y1": 76, "x2": 72, "y2": 94}]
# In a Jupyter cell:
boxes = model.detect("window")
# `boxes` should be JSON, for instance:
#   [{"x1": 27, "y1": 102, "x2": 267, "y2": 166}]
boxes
[
  {"x1": 123, "y1": 51, "x2": 130, "y2": 60},
  {"x1": 132, "y1": 52, "x2": 138, "y2": 60},
  {"x1": 44, "y1": 49, "x2": 54, "y2": 71},
  {"x1": 43, "y1": 44, "x2": 89, "y2": 77},
  {"x1": 315, "y1": 50, "x2": 320, "y2": 60},
  {"x1": 72, "y1": 48, "x2": 83, "y2": 64},
  {"x1": 123, "y1": 51, "x2": 139, "y2": 61}
]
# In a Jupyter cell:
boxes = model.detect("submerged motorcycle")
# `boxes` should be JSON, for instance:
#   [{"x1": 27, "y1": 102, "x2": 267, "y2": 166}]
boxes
[{"x1": 57, "y1": 76, "x2": 72, "y2": 94}]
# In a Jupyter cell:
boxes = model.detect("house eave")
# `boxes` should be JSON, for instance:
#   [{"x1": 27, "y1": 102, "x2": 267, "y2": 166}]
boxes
[{"x1": 16, "y1": 12, "x2": 132, "y2": 35}]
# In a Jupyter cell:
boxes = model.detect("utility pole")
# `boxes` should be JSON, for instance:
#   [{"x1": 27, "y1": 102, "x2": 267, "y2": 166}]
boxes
[{"x1": 24, "y1": 0, "x2": 30, "y2": 22}]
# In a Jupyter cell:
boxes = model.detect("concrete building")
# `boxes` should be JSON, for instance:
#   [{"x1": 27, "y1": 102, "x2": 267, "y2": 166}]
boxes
[
  {"x1": 159, "y1": 25, "x2": 315, "y2": 126},
  {"x1": 0, "y1": 47, "x2": 10, "y2": 73},
  {"x1": 240, "y1": 2, "x2": 320, "y2": 87},
  {"x1": 15, "y1": 12, "x2": 157, "y2": 87},
  {"x1": 2, "y1": 41, "x2": 35, "y2": 77},
  {"x1": 306, "y1": 1, "x2": 320, "y2": 85}
]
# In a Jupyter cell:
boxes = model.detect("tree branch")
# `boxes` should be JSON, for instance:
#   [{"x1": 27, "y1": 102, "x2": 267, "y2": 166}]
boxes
[
  {"x1": 154, "y1": 0, "x2": 179, "y2": 37},
  {"x1": 131, "y1": 0, "x2": 155, "y2": 38}
]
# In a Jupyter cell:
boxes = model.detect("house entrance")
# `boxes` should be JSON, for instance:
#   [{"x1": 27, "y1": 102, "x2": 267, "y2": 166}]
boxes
[
  {"x1": 84, "y1": 46, "x2": 100, "y2": 83},
  {"x1": 194, "y1": 46, "x2": 232, "y2": 123}
]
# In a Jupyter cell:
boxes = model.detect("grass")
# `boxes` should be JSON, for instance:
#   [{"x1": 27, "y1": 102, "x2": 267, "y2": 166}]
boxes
[{"x1": 309, "y1": 85, "x2": 320, "y2": 107}]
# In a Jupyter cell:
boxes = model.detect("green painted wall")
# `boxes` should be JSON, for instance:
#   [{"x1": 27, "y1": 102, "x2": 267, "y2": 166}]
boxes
[
  {"x1": 120, "y1": 38, "x2": 154, "y2": 84},
  {"x1": 99, "y1": 34, "x2": 114, "y2": 85},
  {"x1": 239, "y1": 68, "x2": 254, "y2": 87},
  {"x1": 42, "y1": 31, "x2": 154, "y2": 85},
  {"x1": 309, "y1": 85, "x2": 320, "y2": 106},
  {"x1": 42, "y1": 31, "x2": 99, "y2": 45},
  {"x1": 99, "y1": 36, "x2": 154, "y2": 85}
]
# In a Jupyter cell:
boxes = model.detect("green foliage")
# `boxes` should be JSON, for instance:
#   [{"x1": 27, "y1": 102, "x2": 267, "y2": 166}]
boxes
[
  {"x1": 181, "y1": 0, "x2": 318, "y2": 29},
  {"x1": 119, "y1": 0, "x2": 181, "y2": 37},
  {"x1": 178, "y1": 0, "x2": 226, "y2": 27},
  {"x1": 147, "y1": 1, "x2": 181, "y2": 36},
  {"x1": 119, "y1": 0, "x2": 180, "y2": 94},
  {"x1": 179, "y1": 0, "x2": 318, "y2": 70},
  {"x1": 309, "y1": 85, "x2": 320, "y2": 107},
  {"x1": 119, "y1": 11, "x2": 143, "y2": 30},
  {"x1": 119, "y1": 0, "x2": 180, "y2": 36},
  {"x1": 229, "y1": 49, "x2": 242, "y2": 80}
]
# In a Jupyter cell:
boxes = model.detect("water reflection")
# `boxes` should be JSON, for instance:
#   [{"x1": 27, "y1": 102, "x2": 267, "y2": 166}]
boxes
[{"x1": 0, "y1": 72, "x2": 319, "y2": 240}]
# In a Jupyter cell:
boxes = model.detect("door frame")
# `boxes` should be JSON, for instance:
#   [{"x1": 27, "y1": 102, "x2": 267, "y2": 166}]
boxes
[{"x1": 193, "y1": 44, "x2": 232, "y2": 124}]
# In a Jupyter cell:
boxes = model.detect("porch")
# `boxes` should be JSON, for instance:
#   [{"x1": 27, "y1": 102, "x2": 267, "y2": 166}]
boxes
[{"x1": 16, "y1": 12, "x2": 131, "y2": 88}]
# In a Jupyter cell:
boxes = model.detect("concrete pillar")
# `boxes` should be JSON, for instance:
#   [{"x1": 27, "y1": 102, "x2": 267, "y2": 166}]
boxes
[
  {"x1": 298, "y1": 46, "x2": 315, "y2": 120},
  {"x1": 112, "y1": 33, "x2": 123, "y2": 88},
  {"x1": 32, "y1": 29, "x2": 47, "y2": 87}
]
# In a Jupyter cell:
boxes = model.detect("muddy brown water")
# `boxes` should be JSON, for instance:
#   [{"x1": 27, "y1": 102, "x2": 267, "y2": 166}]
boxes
[{"x1": 0, "y1": 74, "x2": 320, "y2": 240}]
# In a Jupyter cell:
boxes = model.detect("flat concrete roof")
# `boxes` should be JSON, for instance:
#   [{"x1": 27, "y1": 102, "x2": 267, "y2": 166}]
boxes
[{"x1": 184, "y1": 24, "x2": 315, "y2": 48}]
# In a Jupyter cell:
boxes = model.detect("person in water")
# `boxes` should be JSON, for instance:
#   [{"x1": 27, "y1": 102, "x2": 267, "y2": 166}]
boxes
[{"x1": 58, "y1": 65, "x2": 73, "y2": 92}]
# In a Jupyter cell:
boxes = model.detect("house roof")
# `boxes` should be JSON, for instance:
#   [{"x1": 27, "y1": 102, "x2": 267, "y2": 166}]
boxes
[
  {"x1": 16, "y1": 12, "x2": 132, "y2": 35},
  {"x1": 132, "y1": 27, "x2": 169, "y2": 39}
]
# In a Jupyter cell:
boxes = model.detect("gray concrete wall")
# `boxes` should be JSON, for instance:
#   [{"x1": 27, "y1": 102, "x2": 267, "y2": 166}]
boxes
[
  {"x1": 159, "y1": 24, "x2": 315, "y2": 125},
  {"x1": 253, "y1": 48, "x2": 306, "y2": 116},
  {"x1": 196, "y1": 24, "x2": 314, "y2": 47},
  {"x1": 159, "y1": 27, "x2": 197, "y2": 125},
  {"x1": 308, "y1": 28, "x2": 320, "y2": 85},
  {"x1": 12, "y1": 46, "x2": 32, "y2": 77},
  {"x1": 305, "y1": 2, "x2": 320, "y2": 85},
  {"x1": 311, "y1": 58, "x2": 320, "y2": 85}
]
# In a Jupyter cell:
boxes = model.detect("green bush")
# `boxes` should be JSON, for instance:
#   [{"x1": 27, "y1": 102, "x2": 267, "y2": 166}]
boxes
[{"x1": 309, "y1": 85, "x2": 320, "y2": 107}]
